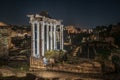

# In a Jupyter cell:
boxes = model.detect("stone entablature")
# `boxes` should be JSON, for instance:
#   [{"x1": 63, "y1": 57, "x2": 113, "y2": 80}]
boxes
[{"x1": 28, "y1": 14, "x2": 62, "y2": 25}]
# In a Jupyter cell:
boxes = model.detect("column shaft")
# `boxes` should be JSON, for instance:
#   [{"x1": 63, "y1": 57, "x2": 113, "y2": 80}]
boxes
[
  {"x1": 37, "y1": 22, "x2": 40, "y2": 58},
  {"x1": 50, "y1": 23, "x2": 53, "y2": 50},
  {"x1": 53, "y1": 24, "x2": 56, "y2": 50},
  {"x1": 46, "y1": 24, "x2": 49, "y2": 50},
  {"x1": 60, "y1": 25, "x2": 64, "y2": 50},
  {"x1": 41, "y1": 21, "x2": 45, "y2": 56},
  {"x1": 32, "y1": 23, "x2": 35, "y2": 57}
]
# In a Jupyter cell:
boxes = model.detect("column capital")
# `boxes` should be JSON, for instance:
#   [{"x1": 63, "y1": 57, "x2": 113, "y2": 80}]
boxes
[
  {"x1": 50, "y1": 22, "x2": 53, "y2": 26},
  {"x1": 45, "y1": 22, "x2": 50, "y2": 26}
]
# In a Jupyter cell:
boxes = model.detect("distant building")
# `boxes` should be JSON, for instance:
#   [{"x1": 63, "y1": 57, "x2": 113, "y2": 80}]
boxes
[
  {"x1": 65, "y1": 26, "x2": 82, "y2": 34},
  {"x1": 28, "y1": 13, "x2": 64, "y2": 68}
]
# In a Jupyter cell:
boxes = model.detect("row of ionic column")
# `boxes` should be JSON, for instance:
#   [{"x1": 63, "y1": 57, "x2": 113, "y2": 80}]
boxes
[
  {"x1": 45, "y1": 23, "x2": 64, "y2": 51},
  {"x1": 32, "y1": 21, "x2": 64, "y2": 58},
  {"x1": 46, "y1": 23, "x2": 56, "y2": 50}
]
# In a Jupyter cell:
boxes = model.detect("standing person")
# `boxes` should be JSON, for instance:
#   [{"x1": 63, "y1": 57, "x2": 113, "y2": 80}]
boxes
[{"x1": 43, "y1": 56, "x2": 47, "y2": 66}]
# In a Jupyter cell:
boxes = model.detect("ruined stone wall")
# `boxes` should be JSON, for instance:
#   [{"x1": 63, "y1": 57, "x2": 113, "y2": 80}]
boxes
[{"x1": 0, "y1": 27, "x2": 10, "y2": 57}]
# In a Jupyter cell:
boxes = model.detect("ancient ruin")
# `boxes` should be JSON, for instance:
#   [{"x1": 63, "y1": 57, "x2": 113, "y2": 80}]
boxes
[{"x1": 27, "y1": 13, "x2": 64, "y2": 68}]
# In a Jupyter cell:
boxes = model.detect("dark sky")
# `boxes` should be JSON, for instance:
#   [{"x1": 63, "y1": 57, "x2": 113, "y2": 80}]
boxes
[{"x1": 0, "y1": 0, "x2": 120, "y2": 28}]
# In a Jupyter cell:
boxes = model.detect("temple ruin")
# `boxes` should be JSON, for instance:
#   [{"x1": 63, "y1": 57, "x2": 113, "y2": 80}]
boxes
[{"x1": 27, "y1": 12, "x2": 64, "y2": 68}]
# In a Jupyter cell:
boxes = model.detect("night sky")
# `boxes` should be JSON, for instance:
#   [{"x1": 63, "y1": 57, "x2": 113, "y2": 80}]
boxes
[{"x1": 0, "y1": 0, "x2": 120, "y2": 28}]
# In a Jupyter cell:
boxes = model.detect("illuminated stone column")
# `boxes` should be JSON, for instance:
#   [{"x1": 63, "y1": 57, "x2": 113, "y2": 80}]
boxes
[
  {"x1": 32, "y1": 23, "x2": 35, "y2": 57},
  {"x1": 60, "y1": 25, "x2": 64, "y2": 50},
  {"x1": 32, "y1": 22, "x2": 40, "y2": 58},
  {"x1": 53, "y1": 24, "x2": 56, "y2": 50},
  {"x1": 50, "y1": 23, "x2": 53, "y2": 50},
  {"x1": 41, "y1": 21, "x2": 45, "y2": 56},
  {"x1": 32, "y1": 22, "x2": 41, "y2": 58},
  {"x1": 37, "y1": 22, "x2": 40, "y2": 58},
  {"x1": 46, "y1": 23, "x2": 49, "y2": 51}
]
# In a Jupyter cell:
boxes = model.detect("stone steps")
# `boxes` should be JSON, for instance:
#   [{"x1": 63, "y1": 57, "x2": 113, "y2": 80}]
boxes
[{"x1": 30, "y1": 62, "x2": 101, "y2": 74}]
